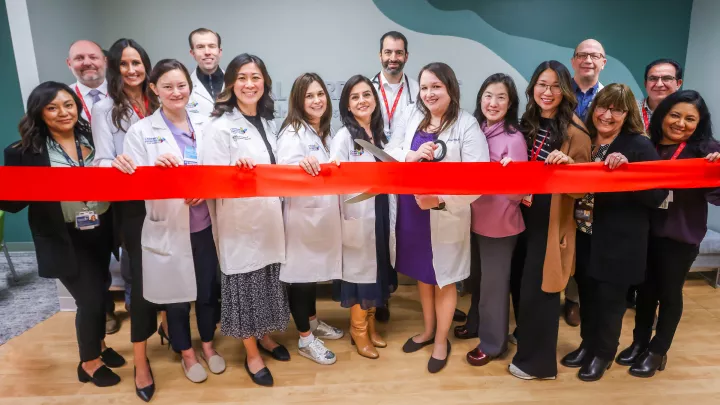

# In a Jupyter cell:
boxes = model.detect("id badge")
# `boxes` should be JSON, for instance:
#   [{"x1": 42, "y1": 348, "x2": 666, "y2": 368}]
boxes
[
  {"x1": 521, "y1": 195, "x2": 533, "y2": 207},
  {"x1": 75, "y1": 210, "x2": 99, "y2": 230},
  {"x1": 184, "y1": 146, "x2": 198, "y2": 166},
  {"x1": 659, "y1": 190, "x2": 673, "y2": 210},
  {"x1": 574, "y1": 202, "x2": 593, "y2": 222}
]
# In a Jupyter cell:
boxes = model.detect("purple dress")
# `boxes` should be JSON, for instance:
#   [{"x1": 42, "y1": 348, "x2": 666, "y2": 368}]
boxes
[{"x1": 395, "y1": 130, "x2": 437, "y2": 285}]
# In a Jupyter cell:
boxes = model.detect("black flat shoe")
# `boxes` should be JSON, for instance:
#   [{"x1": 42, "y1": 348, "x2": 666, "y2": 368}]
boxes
[
  {"x1": 453, "y1": 324, "x2": 478, "y2": 340},
  {"x1": 135, "y1": 361, "x2": 155, "y2": 402},
  {"x1": 578, "y1": 356, "x2": 611, "y2": 382},
  {"x1": 560, "y1": 346, "x2": 589, "y2": 368},
  {"x1": 259, "y1": 343, "x2": 291, "y2": 361},
  {"x1": 428, "y1": 340, "x2": 451, "y2": 374},
  {"x1": 402, "y1": 335, "x2": 435, "y2": 353},
  {"x1": 616, "y1": 341, "x2": 647, "y2": 366},
  {"x1": 453, "y1": 309, "x2": 467, "y2": 323},
  {"x1": 77, "y1": 362, "x2": 121, "y2": 387},
  {"x1": 629, "y1": 351, "x2": 667, "y2": 378},
  {"x1": 244, "y1": 358, "x2": 274, "y2": 387},
  {"x1": 100, "y1": 348, "x2": 126, "y2": 368}
]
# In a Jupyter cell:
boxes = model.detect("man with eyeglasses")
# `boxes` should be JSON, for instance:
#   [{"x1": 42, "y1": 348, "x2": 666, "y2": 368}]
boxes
[
  {"x1": 570, "y1": 39, "x2": 606, "y2": 122},
  {"x1": 637, "y1": 59, "x2": 683, "y2": 131}
]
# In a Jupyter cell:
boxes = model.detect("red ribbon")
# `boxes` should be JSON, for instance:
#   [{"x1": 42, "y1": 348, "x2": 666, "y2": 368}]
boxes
[{"x1": 2, "y1": 159, "x2": 718, "y2": 202}]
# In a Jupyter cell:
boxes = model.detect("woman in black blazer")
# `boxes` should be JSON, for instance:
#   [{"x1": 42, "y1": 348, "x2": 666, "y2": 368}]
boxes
[
  {"x1": 0, "y1": 82, "x2": 125, "y2": 387},
  {"x1": 559, "y1": 84, "x2": 668, "y2": 382}
]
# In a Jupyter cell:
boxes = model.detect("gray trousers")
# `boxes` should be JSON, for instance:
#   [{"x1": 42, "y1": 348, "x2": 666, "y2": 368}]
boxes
[{"x1": 467, "y1": 232, "x2": 518, "y2": 357}]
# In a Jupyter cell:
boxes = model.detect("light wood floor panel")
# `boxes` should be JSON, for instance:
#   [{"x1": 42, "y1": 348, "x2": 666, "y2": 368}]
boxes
[{"x1": 0, "y1": 278, "x2": 718, "y2": 404}]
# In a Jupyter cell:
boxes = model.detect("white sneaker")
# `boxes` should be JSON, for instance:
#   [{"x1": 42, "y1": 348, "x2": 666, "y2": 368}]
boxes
[
  {"x1": 312, "y1": 319, "x2": 344, "y2": 340},
  {"x1": 508, "y1": 363, "x2": 556, "y2": 380},
  {"x1": 298, "y1": 337, "x2": 337, "y2": 365}
]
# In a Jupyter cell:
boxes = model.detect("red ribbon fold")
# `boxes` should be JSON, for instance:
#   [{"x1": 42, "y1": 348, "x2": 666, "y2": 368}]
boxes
[{"x1": 2, "y1": 159, "x2": 718, "y2": 202}]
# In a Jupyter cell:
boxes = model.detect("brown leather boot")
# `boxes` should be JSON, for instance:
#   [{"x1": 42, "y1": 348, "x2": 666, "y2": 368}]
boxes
[
  {"x1": 367, "y1": 307, "x2": 387, "y2": 348},
  {"x1": 350, "y1": 305, "x2": 379, "y2": 359}
]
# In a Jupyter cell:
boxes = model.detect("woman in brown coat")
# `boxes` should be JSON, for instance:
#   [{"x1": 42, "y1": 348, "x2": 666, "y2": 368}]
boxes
[{"x1": 508, "y1": 60, "x2": 591, "y2": 380}]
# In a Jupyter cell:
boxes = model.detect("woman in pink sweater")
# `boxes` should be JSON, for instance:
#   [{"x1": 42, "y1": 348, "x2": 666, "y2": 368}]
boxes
[{"x1": 458, "y1": 73, "x2": 528, "y2": 367}]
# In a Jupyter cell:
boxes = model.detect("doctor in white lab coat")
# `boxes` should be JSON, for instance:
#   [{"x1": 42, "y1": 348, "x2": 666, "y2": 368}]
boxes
[
  {"x1": 122, "y1": 59, "x2": 224, "y2": 384},
  {"x1": 201, "y1": 53, "x2": 289, "y2": 387},
  {"x1": 330, "y1": 74, "x2": 393, "y2": 360},
  {"x1": 186, "y1": 28, "x2": 224, "y2": 117},
  {"x1": 385, "y1": 62, "x2": 489, "y2": 374},
  {"x1": 277, "y1": 72, "x2": 343, "y2": 366}
]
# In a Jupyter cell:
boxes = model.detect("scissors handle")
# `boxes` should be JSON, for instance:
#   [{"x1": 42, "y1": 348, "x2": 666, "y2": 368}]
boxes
[{"x1": 419, "y1": 139, "x2": 447, "y2": 162}]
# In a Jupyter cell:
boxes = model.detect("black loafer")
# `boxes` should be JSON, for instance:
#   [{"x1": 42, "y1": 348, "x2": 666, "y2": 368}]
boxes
[
  {"x1": 428, "y1": 340, "x2": 451, "y2": 374},
  {"x1": 453, "y1": 309, "x2": 467, "y2": 323},
  {"x1": 259, "y1": 343, "x2": 291, "y2": 361},
  {"x1": 402, "y1": 335, "x2": 434, "y2": 353},
  {"x1": 100, "y1": 348, "x2": 126, "y2": 368},
  {"x1": 244, "y1": 358, "x2": 274, "y2": 387},
  {"x1": 77, "y1": 362, "x2": 121, "y2": 387},
  {"x1": 561, "y1": 346, "x2": 589, "y2": 368},
  {"x1": 453, "y1": 324, "x2": 478, "y2": 340}
]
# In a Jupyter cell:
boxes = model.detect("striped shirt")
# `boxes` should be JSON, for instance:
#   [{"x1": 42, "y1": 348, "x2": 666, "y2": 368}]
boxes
[{"x1": 528, "y1": 118, "x2": 555, "y2": 162}]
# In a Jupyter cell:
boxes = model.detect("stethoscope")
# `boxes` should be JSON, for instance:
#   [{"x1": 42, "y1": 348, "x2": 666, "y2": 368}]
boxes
[{"x1": 372, "y1": 72, "x2": 415, "y2": 105}]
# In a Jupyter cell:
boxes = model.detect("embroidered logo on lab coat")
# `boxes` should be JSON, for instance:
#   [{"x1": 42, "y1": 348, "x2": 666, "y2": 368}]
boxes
[
  {"x1": 350, "y1": 149, "x2": 363, "y2": 156},
  {"x1": 187, "y1": 101, "x2": 199, "y2": 108},
  {"x1": 145, "y1": 136, "x2": 166, "y2": 144},
  {"x1": 308, "y1": 144, "x2": 321, "y2": 151}
]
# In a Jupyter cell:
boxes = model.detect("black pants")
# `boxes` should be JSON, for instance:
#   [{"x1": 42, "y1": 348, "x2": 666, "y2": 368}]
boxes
[
  {"x1": 57, "y1": 211, "x2": 113, "y2": 362},
  {"x1": 633, "y1": 236, "x2": 699, "y2": 355},
  {"x1": 117, "y1": 201, "x2": 159, "y2": 343},
  {"x1": 286, "y1": 282, "x2": 317, "y2": 333},
  {"x1": 575, "y1": 231, "x2": 629, "y2": 361},
  {"x1": 167, "y1": 226, "x2": 219, "y2": 352}
]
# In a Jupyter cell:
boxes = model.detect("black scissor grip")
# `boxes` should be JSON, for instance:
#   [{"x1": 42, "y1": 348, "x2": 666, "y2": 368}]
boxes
[{"x1": 419, "y1": 139, "x2": 447, "y2": 162}]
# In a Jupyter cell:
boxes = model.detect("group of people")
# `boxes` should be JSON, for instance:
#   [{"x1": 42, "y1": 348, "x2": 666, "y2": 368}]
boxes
[{"x1": 1, "y1": 28, "x2": 718, "y2": 402}]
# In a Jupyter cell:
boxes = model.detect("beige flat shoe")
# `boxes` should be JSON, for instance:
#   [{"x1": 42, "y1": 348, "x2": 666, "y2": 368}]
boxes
[
  {"x1": 181, "y1": 359, "x2": 208, "y2": 383},
  {"x1": 200, "y1": 351, "x2": 226, "y2": 374}
]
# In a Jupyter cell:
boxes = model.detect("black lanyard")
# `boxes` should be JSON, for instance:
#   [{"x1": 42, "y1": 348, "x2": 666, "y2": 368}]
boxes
[{"x1": 53, "y1": 136, "x2": 85, "y2": 167}]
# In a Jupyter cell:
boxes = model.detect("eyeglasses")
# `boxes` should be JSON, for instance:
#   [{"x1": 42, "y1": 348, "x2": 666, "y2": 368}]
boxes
[
  {"x1": 646, "y1": 75, "x2": 677, "y2": 83},
  {"x1": 596, "y1": 106, "x2": 627, "y2": 118},
  {"x1": 535, "y1": 83, "x2": 562, "y2": 94},
  {"x1": 574, "y1": 52, "x2": 605, "y2": 61}
]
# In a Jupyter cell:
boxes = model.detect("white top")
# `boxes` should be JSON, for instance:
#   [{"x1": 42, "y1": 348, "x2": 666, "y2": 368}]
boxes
[
  {"x1": 371, "y1": 71, "x2": 419, "y2": 141},
  {"x1": 72, "y1": 79, "x2": 108, "y2": 121},
  {"x1": 188, "y1": 68, "x2": 225, "y2": 118},
  {"x1": 90, "y1": 97, "x2": 141, "y2": 167}
]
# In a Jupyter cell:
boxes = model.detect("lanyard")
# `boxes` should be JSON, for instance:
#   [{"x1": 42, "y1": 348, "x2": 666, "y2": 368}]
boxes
[
  {"x1": 132, "y1": 97, "x2": 150, "y2": 119},
  {"x1": 75, "y1": 85, "x2": 93, "y2": 123},
  {"x1": 642, "y1": 101, "x2": 650, "y2": 131},
  {"x1": 378, "y1": 74, "x2": 404, "y2": 130},
  {"x1": 658, "y1": 142, "x2": 686, "y2": 161},
  {"x1": 530, "y1": 133, "x2": 549, "y2": 161}
]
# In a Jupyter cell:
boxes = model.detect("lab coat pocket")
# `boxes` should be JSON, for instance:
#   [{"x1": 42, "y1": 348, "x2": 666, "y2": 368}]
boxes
[
  {"x1": 141, "y1": 218, "x2": 172, "y2": 256},
  {"x1": 435, "y1": 209, "x2": 466, "y2": 244},
  {"x1": 342, "y1": 218, "x2": 373, "y2": 249},
  {"x1": 292, "y1": 207, "x2": 335, "y2": 245}
]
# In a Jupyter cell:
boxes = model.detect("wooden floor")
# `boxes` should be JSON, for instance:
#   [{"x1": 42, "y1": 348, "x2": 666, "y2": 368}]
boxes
[{"x1": 1, "y1": 278, "x2": 719, "y2": 405}]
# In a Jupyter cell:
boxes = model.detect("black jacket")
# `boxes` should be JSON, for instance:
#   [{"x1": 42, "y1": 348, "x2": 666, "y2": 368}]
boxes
[{"x1": 585, "y1": 132, "x2": 669, "y2": 285}]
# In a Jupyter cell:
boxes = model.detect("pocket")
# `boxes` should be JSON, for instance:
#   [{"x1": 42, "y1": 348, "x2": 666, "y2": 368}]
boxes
[
  {"x1": 342, "y1": 218, "x2": 373, "y2": 249},
  {"x1": 435, "y1": 209, "x2": 467, "y2": 243},
  {"x1": 291, "y1": 206, "x2": 338, "y2": 245},
  {"x1": 141, "y1": 218, "x2": 172, "y2": 256}
]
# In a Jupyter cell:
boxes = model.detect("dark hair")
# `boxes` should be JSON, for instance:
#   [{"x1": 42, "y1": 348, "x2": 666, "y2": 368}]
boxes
[
  {"x1": 212, "y1": 53, "x2": 274, "y2": 120},
  {"x1": 106, "y1": 38, "x2": 158, "y2": 132},
  {"x1": 416, "y1": 62, "x2": 461, "y2": 135},
  {"x1": 188, "y1": 28, "x2": 222, "y2": 49},
  {"x1": 644, "y1": 58, "x2": 683, "y2": 82},
  {"x1": 148, "y1": 59, "x2": 193, "y2": 93},
  {"x1": 473, "y1": 73, "x2": 520, "y2": 134},
  {"x1": 649, "y1": 90, "x2": 716, "y2": 155},
  {"x1": 17, "y1": 81, "x2": 91, "y2": 153},
  {"x1": 520, "y1": 60, "x2": 578, "y2": 150},
  {"x1": 380, "y1": 31, "x2": 408, "y2": 53},
  {"x1": 585, "y1": 83, "x2": 644, "y2": 139},
  {"x1": 280, "y1": 73, "x2": 333, "y2": 145},
  {"x1": 339, "y1": 75, "x2": 387, "y2": 150}
]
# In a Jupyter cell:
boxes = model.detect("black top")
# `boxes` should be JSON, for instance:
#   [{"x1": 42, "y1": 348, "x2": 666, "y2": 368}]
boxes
[
  {"x1": 527, "y1": 118, "x2": 555, "y2": 162},
  {"x1": 196, "y1": 66, "x2": 224, "y2": 100},
  {"x1": 243, "y1": 114, "x2": 276, "y2": 164}
]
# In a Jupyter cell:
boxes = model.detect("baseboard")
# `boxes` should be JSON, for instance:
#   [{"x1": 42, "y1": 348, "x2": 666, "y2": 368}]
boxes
[{"x1": 6, "y1": 242, "x2": 34, "y2": 252}]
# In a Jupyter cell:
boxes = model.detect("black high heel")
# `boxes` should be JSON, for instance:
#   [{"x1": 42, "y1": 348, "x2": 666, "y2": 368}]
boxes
[
  {"x1": 158, "y1": 325, "x2": 171, "y2": 348},
  {"x1": 134, "y1": 360, "x2": 155, "y2": 402}
]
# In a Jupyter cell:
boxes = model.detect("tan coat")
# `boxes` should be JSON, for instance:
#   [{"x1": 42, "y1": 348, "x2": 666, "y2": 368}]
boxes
[{"x1": 541, "y1": 116, "x2": 591, "y2": 293}]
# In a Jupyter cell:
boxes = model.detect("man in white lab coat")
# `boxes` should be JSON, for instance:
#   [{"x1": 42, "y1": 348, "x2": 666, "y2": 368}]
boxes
[{"x1": 187, "y1": 28, "x2": 224, "y2": 117}]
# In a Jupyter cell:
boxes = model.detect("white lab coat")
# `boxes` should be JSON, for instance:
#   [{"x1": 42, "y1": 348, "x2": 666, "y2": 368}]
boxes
[
  {"x1": 277, "y1": 122, "x2": 342, "y2": 283},
  {"x1": 371, "y1": 71, "x2": 419, "y2": 140},
  {"x1": 90, "y1": 97, "x2": 141, "y2": 167},
  {"x1": 123, "y1": 109, "x2": 215, "y2": 304},
  {"x1": 386, "y1": 107, "x2": 490, "y2": 288},
  {"x1": 203, "y1": 109, "x2": 285, "y2": 275},
  {"x1": 329, "y1": 127, "x2": 379, "y2": 283},
  {"x1": 187, "y1": 68, "x2": 224, "y2": 118}
]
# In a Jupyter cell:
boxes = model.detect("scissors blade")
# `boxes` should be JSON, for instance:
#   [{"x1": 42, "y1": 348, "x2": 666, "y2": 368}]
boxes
[
  {"x1": 354, "y1": 139, "x2": 397, "y2": 162},
  {"x1": 344, "y1": 192, "x2": 378, "y2": 204}
]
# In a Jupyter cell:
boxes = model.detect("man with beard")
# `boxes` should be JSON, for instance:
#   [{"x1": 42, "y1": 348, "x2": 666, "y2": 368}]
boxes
[
  {"x1": 187, "y1": 28, "x2": 224, "y2": 117},
  {"x1": 637, "y1": 59, "x2": 683, "y2": 131},
  {"x1": 372, "y1": 31, "x2": 419, "y2": 141},
  {"x1": 66, "y1": 40, "x2": 107, "y2": 123}
]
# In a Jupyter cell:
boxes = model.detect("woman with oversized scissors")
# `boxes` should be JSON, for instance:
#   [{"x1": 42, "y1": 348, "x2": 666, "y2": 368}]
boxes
[{"x1": 385, "y1": 62, "x2": 489, "y2": 373}]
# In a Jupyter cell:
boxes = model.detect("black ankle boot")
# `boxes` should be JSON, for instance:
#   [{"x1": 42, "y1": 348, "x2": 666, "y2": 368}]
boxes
[
  {"x1": 561, "y1": 346, "x2": 589, "y2": 368},
  {"x1": 578, "y1": 356, "x2": 611, "y2": 382},
  {"x1": 629, "y1": 351, "x2": 667, "y2": 378},
  {"x1": 77, "y1": 362, "x2": 121, "y2": 387},
  {"x1": 616, "y1": 342, "x2": 648, "y2": 366}
]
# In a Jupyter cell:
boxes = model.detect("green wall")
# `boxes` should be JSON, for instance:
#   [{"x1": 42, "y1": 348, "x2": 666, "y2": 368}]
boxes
[{"x1": 0, "y1": 0, "x2": 32, "y2": 244}]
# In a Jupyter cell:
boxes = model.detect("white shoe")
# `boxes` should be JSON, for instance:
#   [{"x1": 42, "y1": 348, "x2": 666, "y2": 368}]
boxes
[
  {"x1": 200, "y1": 351, "x2": 226, "y2": 374},
  {"x1": 181, "y1": 359, "x2": 208, "y2": 383},
  {"x1": 312, "y1": 319, "x2": 344, "y2": 340},
  {"x1": 298, "y1": 337, "x2": 337, "y2": 365},
  {"x1": 508, "y1": 363, "x2": 555, "y2": 380}
]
